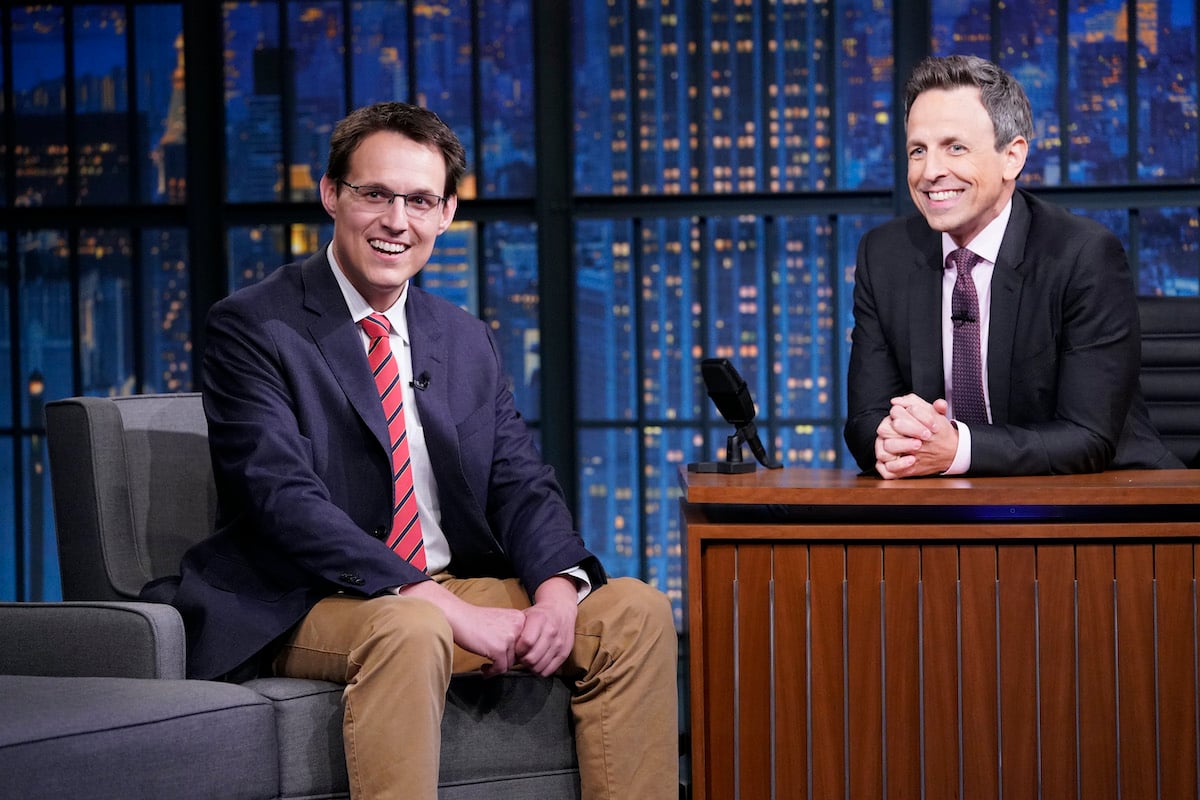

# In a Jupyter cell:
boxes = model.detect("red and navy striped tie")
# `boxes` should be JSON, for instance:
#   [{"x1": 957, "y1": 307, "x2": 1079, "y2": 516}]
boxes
[{"x1": 360, "y1": 313, "x2": 426, "y2": 571}]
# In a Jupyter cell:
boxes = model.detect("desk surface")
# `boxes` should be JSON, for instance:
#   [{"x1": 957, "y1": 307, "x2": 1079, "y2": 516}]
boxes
[{"x1": 681, "y1": 466, "x2": 1200, "y2": 507}]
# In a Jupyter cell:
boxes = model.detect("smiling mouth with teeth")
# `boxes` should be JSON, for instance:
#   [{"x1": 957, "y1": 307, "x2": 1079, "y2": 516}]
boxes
[
  {"x1": 926, "y1": 190, "x2": 962, "y2": 201},
  {"x1": 370, "y1": 240, "x2": 409, "y2": 254}
]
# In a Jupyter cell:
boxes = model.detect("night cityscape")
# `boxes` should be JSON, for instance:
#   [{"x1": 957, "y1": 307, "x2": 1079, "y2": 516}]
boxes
[{"x1": 1, "y1": 1, "x2": 1197, "y2": 613}]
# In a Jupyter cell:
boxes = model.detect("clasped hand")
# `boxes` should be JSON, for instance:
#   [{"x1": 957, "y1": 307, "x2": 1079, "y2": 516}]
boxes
[
  {"x1": 874, "y1": 393, "x2": 958, "y2": 479},
  {"x1": 407, "y1": 575, "x2": 578, "y2": 679}
]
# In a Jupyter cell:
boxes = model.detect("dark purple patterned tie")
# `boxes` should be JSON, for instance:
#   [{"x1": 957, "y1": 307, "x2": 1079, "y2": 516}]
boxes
[{"x1": 947, "y1": 248, "x2": 988, "y2": 426}]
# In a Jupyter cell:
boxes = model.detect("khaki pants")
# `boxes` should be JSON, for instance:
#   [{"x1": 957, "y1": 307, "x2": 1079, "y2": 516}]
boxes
[{"x1": 272, "y1": 576, "x2": 679, "y2": 800}]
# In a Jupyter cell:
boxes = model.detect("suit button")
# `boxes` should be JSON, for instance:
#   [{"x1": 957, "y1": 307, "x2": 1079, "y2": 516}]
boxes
[
  {"x1": 372, "y1": 527, "x2": 387, "y2": 539},
  {"x1": 340, "y1": 572, "x2": 365, "y2": 586}
]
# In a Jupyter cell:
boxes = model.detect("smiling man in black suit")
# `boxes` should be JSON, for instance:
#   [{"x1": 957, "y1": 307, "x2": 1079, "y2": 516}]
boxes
[{"x1": 845, "y1": 55, "x2": 1180, "y2": 479}]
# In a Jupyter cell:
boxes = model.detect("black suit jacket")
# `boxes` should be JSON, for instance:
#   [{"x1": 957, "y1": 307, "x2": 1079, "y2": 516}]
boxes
[
  {"x1": 156, "y1": 250, "x2": 604, "y2": 679},
  {"x1": 845, "y1": 189, "x2": 1181, "y2": 476}
]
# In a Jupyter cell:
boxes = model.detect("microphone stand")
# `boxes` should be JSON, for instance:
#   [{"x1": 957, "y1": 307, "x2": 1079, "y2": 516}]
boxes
[
  {"x1": 687, "y1": 420, "x2": 781, "y2": 473},
  {"x1": 739, "y1": 420, "x2": 782, "y2": 470}
]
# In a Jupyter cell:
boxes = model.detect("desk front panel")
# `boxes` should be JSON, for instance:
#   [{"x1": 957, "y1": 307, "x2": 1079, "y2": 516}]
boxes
[{"x1": 686, "y1": 520, "x2": 1200, "y2": 800}]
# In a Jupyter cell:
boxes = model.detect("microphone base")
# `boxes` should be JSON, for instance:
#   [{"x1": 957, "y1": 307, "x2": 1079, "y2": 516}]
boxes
[{"x1": 687, "y1": 460, "x2": 757, "y2": 474}]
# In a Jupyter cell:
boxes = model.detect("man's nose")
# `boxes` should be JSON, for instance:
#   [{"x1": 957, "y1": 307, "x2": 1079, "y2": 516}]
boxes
[
  {"x1": 381, "y1": 197, "x2": 410, "y2": 226},
  {"x1": 920, "y1": 150, "x2": 947, "y2": 181}
]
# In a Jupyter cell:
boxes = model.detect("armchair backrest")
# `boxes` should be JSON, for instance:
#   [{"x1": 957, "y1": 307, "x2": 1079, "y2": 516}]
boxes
[
  {"x1": 45, "y1": 394, "x2": 216, "y2": 600},
  {"x1": 1139, "y1": 296, "x2": 1200, "y2": 468}
]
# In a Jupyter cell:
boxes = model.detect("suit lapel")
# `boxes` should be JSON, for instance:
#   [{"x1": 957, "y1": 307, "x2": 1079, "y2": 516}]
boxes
[
  {"x1": 404, "y1": 286, "x2": 447, "y2": 416},
  {"x1": 986, "y1": 191, "x2": 1033, "y2": 425},
  {"x1": 404, "y1": 288, "x2": 464, "y2": 501},
  {"x1": 909, "y1": 231, "x2": 946, "y2": 399},
  {"x1": 299, "y1": 253, "x2": 390, "y2": 447}
]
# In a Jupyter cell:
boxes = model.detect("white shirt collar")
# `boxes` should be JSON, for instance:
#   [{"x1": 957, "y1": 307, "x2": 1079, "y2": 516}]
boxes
[
  {"x1": 326, "y1": 244, "x2": 412, "y2": 345},
  {"x1": 942, "y1": 196, "x2": 1013, "y2": 266}
]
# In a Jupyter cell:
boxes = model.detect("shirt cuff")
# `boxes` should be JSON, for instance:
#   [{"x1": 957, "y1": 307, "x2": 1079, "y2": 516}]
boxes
[
  {"x1": 943, "y1": 421, "x2": 972, "y2": 475},
  {"x1": 559, "y1": 567, "x2": 593, "y2": 604}
]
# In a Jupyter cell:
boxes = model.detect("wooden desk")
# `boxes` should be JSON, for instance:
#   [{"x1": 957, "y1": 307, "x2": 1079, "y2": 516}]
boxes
[{"x1": 681, "y1": 468, "x2": 1200, "y2": 800}]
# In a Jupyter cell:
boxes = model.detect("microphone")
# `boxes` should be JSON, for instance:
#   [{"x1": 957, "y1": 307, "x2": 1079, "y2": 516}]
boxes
[
  {"x1": 701, "y1": 358, "x2": 756, "y2": 428},
  {"x1": 410, "y1": 372, "x2": 430, "y2": 391},
  {"x1": 688, "y1": 358, "x2": 783, "y2": 473},
  {"x1": 951, "y1": 313, "x2": 976, "y2": 327}
]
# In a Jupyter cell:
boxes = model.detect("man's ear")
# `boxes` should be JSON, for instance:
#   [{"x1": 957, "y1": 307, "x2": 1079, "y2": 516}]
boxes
[
  {"x1": 1003, "y1": 136, "x2": 1029, "y2": 181},
  {"x1": 318, "y1": 175, "x2": 339, "y2": 218},
  {"x1": 437, "y1": 194, "x2": 458, "y2": 234}
]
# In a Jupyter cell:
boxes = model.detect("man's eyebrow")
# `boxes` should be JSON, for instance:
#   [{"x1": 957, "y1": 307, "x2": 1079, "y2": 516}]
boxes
[{"x1": 908, "y1": 133, "x2": 961, "y2": 147}]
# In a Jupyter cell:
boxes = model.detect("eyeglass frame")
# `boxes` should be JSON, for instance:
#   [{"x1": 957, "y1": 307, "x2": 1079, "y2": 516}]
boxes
[{"x1": 337, "y1": 180, "x2": 446, "y2": 215}]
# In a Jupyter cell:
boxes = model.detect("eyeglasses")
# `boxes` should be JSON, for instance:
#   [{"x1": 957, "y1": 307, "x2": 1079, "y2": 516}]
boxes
[{"x1": 338, "y1": 180, "x2": 445, "y2": 217}]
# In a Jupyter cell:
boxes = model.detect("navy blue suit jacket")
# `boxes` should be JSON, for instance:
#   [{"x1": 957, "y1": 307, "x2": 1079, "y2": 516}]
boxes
[
  {"x1": 845, "y1": 189, "x2": 1181, "y2": 476},
  {"x1": 159, "y1": 250, "x2": 604, "y2": 680}
]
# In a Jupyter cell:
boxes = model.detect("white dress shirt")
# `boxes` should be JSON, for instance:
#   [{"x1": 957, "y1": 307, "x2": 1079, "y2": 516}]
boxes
[{"x1": 940, "y1": 199, "x2": 1012, "y2": 474}]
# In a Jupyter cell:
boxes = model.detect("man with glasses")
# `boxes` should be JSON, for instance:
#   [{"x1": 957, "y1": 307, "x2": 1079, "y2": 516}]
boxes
[{"x1": 153, "y1": 102, "x2": 678, "y2": 799}]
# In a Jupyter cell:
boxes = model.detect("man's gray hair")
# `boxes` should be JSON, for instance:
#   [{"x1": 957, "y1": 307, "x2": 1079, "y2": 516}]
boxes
[{"x1": 904, "y1": 55, "x2": 1034, "y2": 150}]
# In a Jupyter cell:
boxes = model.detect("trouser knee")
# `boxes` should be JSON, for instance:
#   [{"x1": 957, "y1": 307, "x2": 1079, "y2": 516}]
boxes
[
  {"x1": 584, "y1": 577, "x2": 676, "y2": 645},
  {"x1": 351, "y1": 595, "x2": 454, "y2": 677}
]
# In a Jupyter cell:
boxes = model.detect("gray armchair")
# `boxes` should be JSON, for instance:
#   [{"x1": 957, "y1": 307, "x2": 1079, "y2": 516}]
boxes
[
  {"x1": 0, "y1": 601, "x2": 279, "y2": 799},
  {"x1": 31, "y1": 392, "x2": 579, "y2": 799}
]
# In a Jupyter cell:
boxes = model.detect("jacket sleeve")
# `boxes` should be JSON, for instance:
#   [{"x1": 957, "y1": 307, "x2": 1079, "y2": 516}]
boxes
[
  {"x1": 486, "y1": 336, "x2": 605, "y2": 592},
  {"x1": 844, "y1": 228, "x2": 912, "y2": 474},
  {"x1": 429, "y1": 315, "x2": 606, "y2": 594},
  {"x1": 968, "y1": 224, "x2": 1140, "y2": 475}
]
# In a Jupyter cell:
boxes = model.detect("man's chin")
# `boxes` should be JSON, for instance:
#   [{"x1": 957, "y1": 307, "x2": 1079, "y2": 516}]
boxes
[
  {"x1": 366, "y1": 256, "x2": 420, "y2": 281},
  {"x1": 919, "y1": 208, "x2": 961, "y2": 235}
]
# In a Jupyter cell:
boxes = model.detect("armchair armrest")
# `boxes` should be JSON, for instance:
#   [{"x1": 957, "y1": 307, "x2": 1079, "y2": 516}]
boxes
[{"x1": 0, "y1": 601, "x2": 186, "y2": 679}]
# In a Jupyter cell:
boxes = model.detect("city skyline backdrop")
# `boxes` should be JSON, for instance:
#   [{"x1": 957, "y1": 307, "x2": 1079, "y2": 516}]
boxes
[{"x1": 1, "y1": 1, "x2": 1197, "y2": 614}]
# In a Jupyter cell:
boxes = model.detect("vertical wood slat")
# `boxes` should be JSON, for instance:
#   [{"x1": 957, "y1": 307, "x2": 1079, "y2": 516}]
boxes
[
  {"x1": 773, "y1": 544, "x2": 809, "y2": 799},
  {"x1": 1077, "y1": 544, "x2": 1119, "y2": 800},
  {"x1": 735, "y1": 545, "x2": 773, "y2": 800},
  {"x1": 884, "y1": 546, "x2": 922, "y2": 800},
  {"x1": 922, "y1": 545, "x2": 960, "y2": 800},
  {"x1": 683, "y1": 507, "x2": 709, "y2": 800},
  {"x1": 847, "y1": 546, "x2": 883, "y2": 800},
  {"x1": 1037, "y1": 544, "x2": 1078, "y2": 798},
  {"x1": 997, "y1": 546, "x2": 1038, "y2": 800},
  {"x1": 701, "y1": 544, "x2": 737, "y2": 800},
  {"x1": 960, "y1": 545, "x2": 1000, "y2": 800},
  {"x1": 1156, "y1": 543, "x2": 1198, "y2": 800},
  {"x1": 1116, "y1": 545, "x2": 1157, "y2": 798},
  {"x1": 809, "y1": 545, "x2": 846, "y2": 800},
  {"x1": 692, "y1": 536, "x2": 1200, "y2": 800}
]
